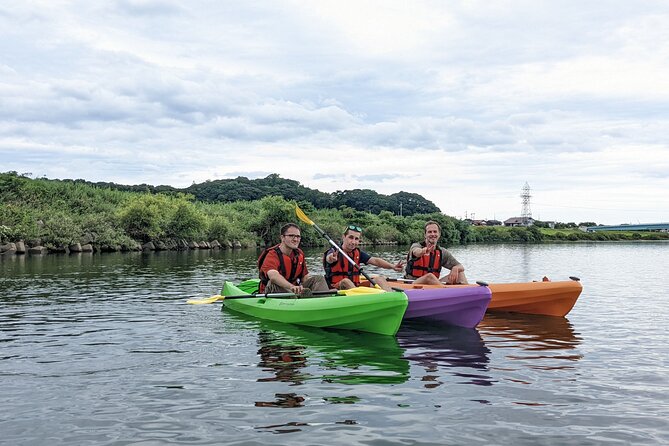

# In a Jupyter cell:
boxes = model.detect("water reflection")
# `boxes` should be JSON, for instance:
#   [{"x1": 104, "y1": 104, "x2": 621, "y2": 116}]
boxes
[
  {"x1": 248, "y1": 318, "x2": 410, "y2": 411},
  {"x1": 253, "y1": 320, "x2": 410, "y2": 385},
  {"x1": 477, "y1": 313, "x2": 582, "y2": 367},
  {"x1": 397, "y1": 322, "x2": 493, "y2": 387}
]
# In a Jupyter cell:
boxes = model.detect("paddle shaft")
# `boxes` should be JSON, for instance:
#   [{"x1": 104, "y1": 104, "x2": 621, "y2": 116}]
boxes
[
  {"x1": 187, "y1": 289, "x2": 339, "y2": 304},
  {"x1": 228, "y1": 289, "x2": 340, "y2": 299}
]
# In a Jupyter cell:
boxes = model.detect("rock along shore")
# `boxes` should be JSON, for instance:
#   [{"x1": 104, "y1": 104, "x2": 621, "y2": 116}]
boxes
[{"x1": 0, "y1": 239, "x2": 253, "y2": 257}]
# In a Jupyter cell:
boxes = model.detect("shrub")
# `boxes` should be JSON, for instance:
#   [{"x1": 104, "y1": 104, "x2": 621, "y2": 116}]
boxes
[
  {"x1": 165, "y1": 202, "x2": 207, "y2": 239},
  {"x1": 118, "y1": 194, "x2": 171, "y2": 242}
]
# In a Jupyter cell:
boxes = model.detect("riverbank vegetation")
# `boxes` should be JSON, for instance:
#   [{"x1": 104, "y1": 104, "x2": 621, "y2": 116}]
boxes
[{"x1": 1, "y1": 172, "x2": 667, "y2": 253}]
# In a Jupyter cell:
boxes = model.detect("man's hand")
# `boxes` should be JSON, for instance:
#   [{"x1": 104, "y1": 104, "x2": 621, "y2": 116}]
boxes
[
  {"x1": 327, "y1": 250, "x2": 338, "y2": 263},
  {"x1": 422, "y1": 244, "x2": 435, "y2": 255}
]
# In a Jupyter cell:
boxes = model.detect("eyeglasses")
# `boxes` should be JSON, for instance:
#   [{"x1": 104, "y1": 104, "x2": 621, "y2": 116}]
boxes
[
  {"x1": 347, "y1": 224, "x2": 362, "y2": 232},
  {"x1": 282, "y1": 233, "x2": 302, "y2": 239}
]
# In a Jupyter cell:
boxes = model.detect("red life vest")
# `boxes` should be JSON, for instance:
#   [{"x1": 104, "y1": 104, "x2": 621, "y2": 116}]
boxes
[
  {"x1": 323, "y1": 247, "x2": 361, "y2": 287},
  {"x1": 258, "y1": 244, "x2": 306, "y2": 292},
  {"x1": 405, "y1": 242, "x2": 442, "y2": 278}
]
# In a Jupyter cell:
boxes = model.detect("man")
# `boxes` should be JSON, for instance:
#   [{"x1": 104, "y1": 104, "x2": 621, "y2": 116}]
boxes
[
  {"x1": 404, "y1": 220, "x2": 468, "y2": 285},
  {"x1": 323, "y1": 224, "x2": 404, "y2": 292},
  {"x1": 258, "y1": 223, "x2": 329, "y2": 294}
]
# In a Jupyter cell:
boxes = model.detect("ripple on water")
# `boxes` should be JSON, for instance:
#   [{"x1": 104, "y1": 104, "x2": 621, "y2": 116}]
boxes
[{"x1": 2, "y1": 246, "x2": 669, "y2": 445}]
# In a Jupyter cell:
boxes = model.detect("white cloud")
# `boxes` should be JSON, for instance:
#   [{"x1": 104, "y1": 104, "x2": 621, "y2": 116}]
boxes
[{"x1": 2, "y1": 1, "x2": 669, "y2": 225}]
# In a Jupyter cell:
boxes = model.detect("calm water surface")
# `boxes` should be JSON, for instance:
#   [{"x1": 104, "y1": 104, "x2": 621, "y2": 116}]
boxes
[{"x1": 1, "y1": 243, "x2": 668, "y2": 445}]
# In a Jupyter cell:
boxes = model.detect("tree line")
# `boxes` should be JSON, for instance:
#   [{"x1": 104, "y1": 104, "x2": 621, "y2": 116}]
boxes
[
  {"x1": 31, "y1": 173, "x2": 441, "y2": 216},
  {"x1": 1, "y1": 172, "x2": 667, "y2": 252}
]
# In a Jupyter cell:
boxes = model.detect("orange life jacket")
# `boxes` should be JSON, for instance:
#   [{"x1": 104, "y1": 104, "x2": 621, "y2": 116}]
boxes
[
  {"x1": 405, "y1": 242, "x2": 442, "y2": 278},
  {"x1": 323, "y1": 247, "x2": 361, "y2": 287},
  {"x1": 258, "y1": 244, "x2": 306, "y2": 292}
]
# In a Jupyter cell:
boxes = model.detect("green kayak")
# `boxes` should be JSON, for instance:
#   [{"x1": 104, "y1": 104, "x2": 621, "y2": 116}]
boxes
[{"x1": 221, "y1": 280, "x2": 408, "y2": 336}]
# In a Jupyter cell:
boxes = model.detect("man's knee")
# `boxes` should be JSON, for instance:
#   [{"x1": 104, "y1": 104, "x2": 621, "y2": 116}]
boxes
[
  {"x1": 303, "y1": 275, "x2": 329, "y2": 292},
  {"x1": 336, "y1": 278, "x2": 355, "y2": 290}
]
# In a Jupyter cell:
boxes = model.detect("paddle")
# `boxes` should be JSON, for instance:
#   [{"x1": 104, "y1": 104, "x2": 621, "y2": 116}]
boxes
[
  {"x1": 187, "y1": 289, "x2": 340, "y2": 305},
  {"x1": 295, "y1": 204, "x2": 378, "y2": 287},
  {"x1": 386, "y1": 277, "x2": 489, "y2": 287}
]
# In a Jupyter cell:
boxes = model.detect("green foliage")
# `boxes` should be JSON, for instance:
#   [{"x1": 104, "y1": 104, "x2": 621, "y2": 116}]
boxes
[
  {"x1": 165, "y1": 202, "x2": 207, "y2": 239},
  {"x1": 118, "y1": 194, "x2": 171, "y2": 242},
  {"x1": 247, "y1": 196, "x2": 295, "y2": 246},
  {"x1": 206, "y1": 215, "x2": 230, "y2": 241},
  {"x1": 185, "y1": 174, "x2": 333, "y2": 208},
  {"x1": 41, "y1": 212, "x2": 79, "y2": 247},
  {"x1": 0, "y1": 224, "x2": 12, "y2": 243},
  {"x1": 389, "y1": 191, "x2": 441, "y2": 215},
  {"x1": 527, "y1": 225, "x2": 544, "y2": 243},
  {"x1": 117, "y1": 193, "x2": 208, "y2": 242},
  {"x1": 331, "y1": 188, "x2": 439, "y2": 216},
  {"x1": 3, "y1": 172, "x2": 668, "y2": 251},
  {"x1": 18, "y1": 172, "x2": 441, "y2": 216},
  {"x1": 365, "y1": 223, "x2": 401, "y2": 244}
]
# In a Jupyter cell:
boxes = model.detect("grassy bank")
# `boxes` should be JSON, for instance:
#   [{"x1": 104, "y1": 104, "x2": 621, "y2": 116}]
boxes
[
  {"x1": 470, "y1": 225, "x2": 669, "y2": 242},
  {"x1": 0, "y1": 172, "x2": 467, "y2": 251},
  {"x1": 2, "y1": 172, "x2": 667, "y2": 253}
]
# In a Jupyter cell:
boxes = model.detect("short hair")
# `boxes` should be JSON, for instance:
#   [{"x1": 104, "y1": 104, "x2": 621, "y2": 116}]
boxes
[
  {"x1": 280, "y1": 223, "x2": 300, "y2": 235},
  {"x1": 424, "y1": 220, "x2": 442, "y2": 232}
]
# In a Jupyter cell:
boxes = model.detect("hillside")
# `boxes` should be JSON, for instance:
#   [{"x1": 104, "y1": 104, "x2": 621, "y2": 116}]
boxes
[{"x1": 46, "y1": 173, "x2": 441, "y2": 216}]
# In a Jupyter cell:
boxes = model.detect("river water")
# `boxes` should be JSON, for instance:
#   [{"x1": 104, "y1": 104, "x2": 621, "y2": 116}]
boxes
[{"x1": 1, "y1": 243, "x2": 668, "y2": 445}]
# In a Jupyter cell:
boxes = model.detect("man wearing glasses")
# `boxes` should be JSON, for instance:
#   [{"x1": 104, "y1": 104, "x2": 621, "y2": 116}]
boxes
[
  {"x1": 258, "y1": 223, "x2": 329, "y2": 294},
  {"x1": 323, "y1": 224, "x2": 404, "y2": 291}
]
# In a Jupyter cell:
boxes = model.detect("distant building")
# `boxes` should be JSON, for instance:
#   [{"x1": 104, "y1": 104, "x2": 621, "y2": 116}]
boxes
[
  {"x1": 586, "y1": 223, "x2": 669, "y2": 232},
  {"x1": 464, "y1": 219, "x2": 502, "y2": 227},
  {"x1": 504, "y1": 217, "x2": 534, "y2": 227}
]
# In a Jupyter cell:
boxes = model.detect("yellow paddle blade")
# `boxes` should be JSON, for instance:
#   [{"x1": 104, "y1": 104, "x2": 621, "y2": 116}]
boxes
[
  {"x1": 340, "y1": 287, "x2": 385, "y2": 296},
  {"x1": 186, "y1": 295, "x2": 224, "y2": 304},
  {"x1": 295, "y1": 204, "x2": 314, "y2": 225}
]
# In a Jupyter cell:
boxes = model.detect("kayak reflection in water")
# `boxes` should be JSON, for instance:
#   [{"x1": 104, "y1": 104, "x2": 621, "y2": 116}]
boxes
[
  {"x1": 398, "y1": 321, "x2": 492, "y2": 388},
  {"x1": 256, "y1": 330, "x2": 309, "y2": 384},
  {"x1": 477, "y1": 313, "x2": 582, "y2": 359},
  {"x1": 252, "y1": 321, "x2": 410, "y2": 389}
]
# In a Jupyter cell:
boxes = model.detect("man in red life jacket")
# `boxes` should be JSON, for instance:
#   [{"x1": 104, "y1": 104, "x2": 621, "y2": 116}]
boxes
[
  {"x1": 323, "y1": 224, "x2": 404, "y2": 291},
  {"x1": 258, "y1": 223, "x2": 328, "y2": 294},
  {"x1": 404, "y1": 220, "x2": 468, "y2": 285}
]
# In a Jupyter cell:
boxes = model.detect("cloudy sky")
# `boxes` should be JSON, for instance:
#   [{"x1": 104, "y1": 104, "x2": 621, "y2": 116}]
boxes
[{"x1": 2, "y1": 1, "x2": 668, "y2": 225}]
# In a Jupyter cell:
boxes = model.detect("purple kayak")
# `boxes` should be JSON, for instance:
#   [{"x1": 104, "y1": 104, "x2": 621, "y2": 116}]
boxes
[{"x1": 403, "y1": 285, "x2": 492, "y2": 328}]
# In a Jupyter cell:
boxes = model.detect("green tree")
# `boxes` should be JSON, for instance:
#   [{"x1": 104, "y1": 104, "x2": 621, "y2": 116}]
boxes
[
  {"x1": 527, "y1": 225, "x2": 544, "y2": 243},
  {"x1": 248, "y1": 196, "x2": 294, "y2": 246},
  {"x1": 165, "y1": 201, "x2": 207, "y2": 239},
  {"x1": 118, "y1": 194, "x2": 171, "y2": 242}
]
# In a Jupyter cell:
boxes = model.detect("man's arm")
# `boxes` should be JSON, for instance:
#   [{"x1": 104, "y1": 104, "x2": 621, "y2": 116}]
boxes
[
  {"x1": 410, "y1": 242, "x2": 433, "y2": 257},
  {"x1": 266, "y1": 269, "x2": 303, "y2": 293},
  {"x1": 367, "y1": 257, "x2": 405, "y2": 273},
  {"x1": 440, "y1": 248, "x2": 464, "y2": 284}
]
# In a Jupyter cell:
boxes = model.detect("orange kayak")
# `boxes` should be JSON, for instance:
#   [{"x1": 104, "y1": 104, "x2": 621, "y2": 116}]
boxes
[
  {"x1": 387, "y1": 277, "x2": 582, "y2": 317},
  {"x1": 485, "y1": 279, "x2": 582, "y2": 316}
]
